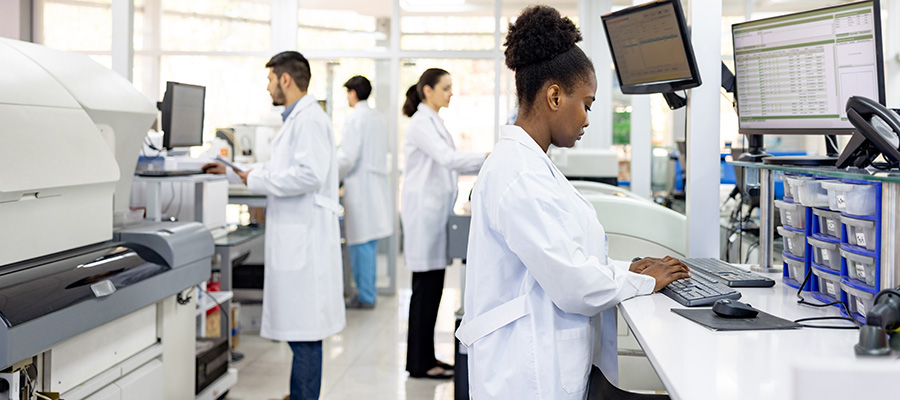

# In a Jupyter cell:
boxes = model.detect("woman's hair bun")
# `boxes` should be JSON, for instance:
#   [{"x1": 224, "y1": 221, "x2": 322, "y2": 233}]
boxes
[{"x1": 504, "y1": 5, "x2": 582, "y2": 71}]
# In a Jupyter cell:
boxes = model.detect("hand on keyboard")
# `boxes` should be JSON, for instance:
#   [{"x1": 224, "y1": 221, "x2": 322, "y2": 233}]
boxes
[{"x1": 638, "y1": 257, "x2": 692, "y2": 292}]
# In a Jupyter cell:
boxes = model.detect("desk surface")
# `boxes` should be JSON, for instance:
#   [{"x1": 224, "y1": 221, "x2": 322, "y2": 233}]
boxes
[{"x1": 619, "y1": 269, "x2": 865, "y2": 400}]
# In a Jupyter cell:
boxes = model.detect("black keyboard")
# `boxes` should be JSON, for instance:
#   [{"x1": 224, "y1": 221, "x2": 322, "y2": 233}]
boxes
[
  {"x1": 661, "y1": 272, "x2": 741, "y2": 307},
  {"x1": 135, "y1": 169, "x2": 204, "y2": 177},
  {"x1": 682, "y1": 258, "x2": 775, "y2": 288}
]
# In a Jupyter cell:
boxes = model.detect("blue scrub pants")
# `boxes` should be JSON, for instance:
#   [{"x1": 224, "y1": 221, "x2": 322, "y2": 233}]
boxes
[
  {"x1": 349, "y1": 240, "x2": 378, "y2": 305},
  {"x1": 288, "y1": 341, "x2": 322, "y2": 400}
]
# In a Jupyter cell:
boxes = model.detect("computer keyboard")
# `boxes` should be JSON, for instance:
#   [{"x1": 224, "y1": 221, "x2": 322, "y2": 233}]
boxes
[
  {"x1": 661, "y1": 272, "x2": 742, "y2": 307},
  {"x1": 135, "y1": 169, "x2": 204, "y2": 177},
  {"x1": 681, "y1": 258, "x2": 776, "y2": 288}
]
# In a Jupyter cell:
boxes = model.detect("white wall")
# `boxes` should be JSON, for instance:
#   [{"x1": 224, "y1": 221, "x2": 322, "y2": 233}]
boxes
[{"x1": 0, "y1": 0, "x2": 30, "y2": 41}]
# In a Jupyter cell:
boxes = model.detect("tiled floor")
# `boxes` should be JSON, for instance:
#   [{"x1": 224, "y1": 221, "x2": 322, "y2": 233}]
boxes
[{"x1": 224, "y1": 260, "x2": 461, "y2": 400}]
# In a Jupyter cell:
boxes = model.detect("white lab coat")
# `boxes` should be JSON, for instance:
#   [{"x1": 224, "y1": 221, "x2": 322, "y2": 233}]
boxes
[
  {"x1": 400, "y1": 103, "x2": 486, "y2": 272},
  {"x1": 456, "y1": 125, "x2": 655, "y2": 399},
  {"x1": 245, "y1": 94, "x2": 346, "y2": 342},
  {"x1": 337, "y1": 100, "x2": 393, "y2": 245}
]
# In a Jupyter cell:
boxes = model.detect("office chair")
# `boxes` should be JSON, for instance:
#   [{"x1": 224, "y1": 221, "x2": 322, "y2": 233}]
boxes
[{"x1": 588, "y1": 366, "x2": 669, "y2": 400}]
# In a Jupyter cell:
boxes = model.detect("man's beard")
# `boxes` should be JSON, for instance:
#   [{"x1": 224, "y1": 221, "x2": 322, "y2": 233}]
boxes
[{"x1": 271, "y1": 84, "x2": 286, "y2": 106}]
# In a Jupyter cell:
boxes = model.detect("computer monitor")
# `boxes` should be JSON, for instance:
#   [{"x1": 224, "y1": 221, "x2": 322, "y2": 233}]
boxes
[
  {"x1": 732, "y1": 0, "x2": 885, "y2": 136},
  {"x1": 601, "y1": 0, "x2": 702, "y2": 95},
  {"x1": 158, "y1": 81, "x2": 206, "y2": 150}
]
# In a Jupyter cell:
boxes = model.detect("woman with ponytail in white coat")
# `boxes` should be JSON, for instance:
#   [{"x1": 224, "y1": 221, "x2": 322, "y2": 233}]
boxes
[{"x1": 401, "y1": 68, "x2": 488, "y2": 379}]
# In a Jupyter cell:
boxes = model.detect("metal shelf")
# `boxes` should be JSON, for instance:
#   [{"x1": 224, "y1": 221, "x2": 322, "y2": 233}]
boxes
[
  {"x1": 195, "y1": 367, "x2": 237, "y2": 400},
  {"x1": 196, "y1": 291, "x2": 234, "y2": 316}
]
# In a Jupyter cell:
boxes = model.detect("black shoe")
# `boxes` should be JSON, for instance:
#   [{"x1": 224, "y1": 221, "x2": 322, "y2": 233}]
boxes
[
  {"x1": 435, "y1": 360, "x2": 454, "y2": 370},
  {"x1": 345, "y1": 298, "x2": 375, "y2": 309},
  {"x1": 409, "y1": 367, "x2": 454, "y2": 380}
]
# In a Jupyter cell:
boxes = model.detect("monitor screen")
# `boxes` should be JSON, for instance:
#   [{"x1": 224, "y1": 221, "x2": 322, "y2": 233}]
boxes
[
  {"x1": 159, "y1": 82, "x2": 206, "y2": 149},
  {"x1": 602, "y1": 0, "x2": 701, "y2": 94},
  {"x1": 732, "y1": 0, "x2": 884, "y2": 135}
]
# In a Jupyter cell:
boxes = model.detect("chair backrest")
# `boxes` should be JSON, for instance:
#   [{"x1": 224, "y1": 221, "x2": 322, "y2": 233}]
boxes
[
  {"x1": 582, "y1": 193, "x2": 687, "y2": 260},
  {"x1": 570, "y1": 180, "x2": 646, "y2": 201}
]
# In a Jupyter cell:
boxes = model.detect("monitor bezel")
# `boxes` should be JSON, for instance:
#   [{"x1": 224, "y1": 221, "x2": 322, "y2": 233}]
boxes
[
  {"x1": 732, "y1": 0, "x2": 885, "y2": 136},
  {"x1": 160, "y1": 81, "x2": 206, "y2": 150},
  {"x1": 601, "y1": 0, "x2": 702, "y2": 95}
]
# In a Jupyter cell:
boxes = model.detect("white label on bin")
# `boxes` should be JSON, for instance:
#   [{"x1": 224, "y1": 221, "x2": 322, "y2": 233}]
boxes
[
  {"x1": 857, "y1": 299, "x2": 867, "y2": 317},
  {"x1": 856, "y1": 232, "x2": 867, "y2": 247},
  {"x1": 821, "y1": 249, "x2": 830, "y2": 261},
  {"x1": 826, "y1": 220, "x2": 836, "y2": 233},
  {"x1": 826, "y1": 281, "x2": 836, "y2": 296},
  {"x1": 856, "y1": 264, "x2": 867, "y2": 280},
  {"x1": 786, "y1": 213, "x2": 792, "y2": 225},
  {"x1": 786, "y1": 239, "x2": 793, "y2": 251},
  {"x1": 836, "y1": 194, "x2": 847, "y2": 209}
]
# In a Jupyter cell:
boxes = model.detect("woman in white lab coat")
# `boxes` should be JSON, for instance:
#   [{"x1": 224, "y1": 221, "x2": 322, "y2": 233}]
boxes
[
  {"x1": 205, "y1": 51, "x2": 344, "y2": 400},
  {"x1": 456, "y1": 6, "x2": 690, "y2": 399},
  {"x1": 401, "y1": 68, "x2": 487, "y2": 379},
  {"x1": 338, "y1": 75, "x2": 393, "y2": 308}
]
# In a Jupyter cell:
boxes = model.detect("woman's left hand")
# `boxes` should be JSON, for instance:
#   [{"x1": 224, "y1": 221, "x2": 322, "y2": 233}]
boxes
[{"x1": 629, "y1": 256, "x2": 661, "y2": 273}]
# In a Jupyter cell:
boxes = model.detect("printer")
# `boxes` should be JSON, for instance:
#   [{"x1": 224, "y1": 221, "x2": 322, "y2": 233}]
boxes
[{"x1": 0, "y1": 38, "x2": 212, "y2": 399}]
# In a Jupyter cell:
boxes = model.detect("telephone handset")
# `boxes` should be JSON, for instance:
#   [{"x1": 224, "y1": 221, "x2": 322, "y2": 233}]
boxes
[{"x1": 836, "y1": 96, "x2": 900, "y2": 169}]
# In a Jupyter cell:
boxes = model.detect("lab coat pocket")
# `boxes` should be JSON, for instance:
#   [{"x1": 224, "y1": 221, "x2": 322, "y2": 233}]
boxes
[
  {"x1": 269, "y1": 223, "x2": 308, "y2": 271},
  {"x1": 556, "y1": 325, "x2": 591, "y2": 394}
]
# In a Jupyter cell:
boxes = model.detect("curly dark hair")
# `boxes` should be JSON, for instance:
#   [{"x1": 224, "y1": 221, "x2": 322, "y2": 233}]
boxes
[{"x1": 504, "y1": 5, "x2": 594, "y2": 116}]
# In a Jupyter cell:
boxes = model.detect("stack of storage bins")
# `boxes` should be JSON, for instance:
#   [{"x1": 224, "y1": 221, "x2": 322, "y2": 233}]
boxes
[
  {"x1": 777, "y1": 174, "x2": 819, "y2": 291},
  {"x1": 820, "y1": 180, "x2": 882, "y2": 323}
]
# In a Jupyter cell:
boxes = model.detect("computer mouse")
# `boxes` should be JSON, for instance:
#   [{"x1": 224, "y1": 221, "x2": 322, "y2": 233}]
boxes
[{"x1": 712, "y1": 299, "x2": 759, "y2": 318}]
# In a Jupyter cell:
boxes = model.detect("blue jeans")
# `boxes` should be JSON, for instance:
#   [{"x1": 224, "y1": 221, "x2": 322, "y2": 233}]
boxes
[
  {"x1": 349, "y1": 240, "x2": 378, "y2": 304},
  {"x1": 288, "y1": 341, "x2": 322, "y2": 400}
]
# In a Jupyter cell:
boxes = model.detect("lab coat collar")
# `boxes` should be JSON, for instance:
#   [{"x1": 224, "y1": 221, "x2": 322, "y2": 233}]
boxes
[
  {"x1": 416, "y1": 102, "x2": 442, "y2": 121},
  {"x1": 285, "y1": 94, "x2": 318, "y2": 122},
  {"x1": 354, "y1": 99, "x2": 370, "y2": 110},
  {"x1": 500, "y1": 125, "x2": 547, "y2": 157}
]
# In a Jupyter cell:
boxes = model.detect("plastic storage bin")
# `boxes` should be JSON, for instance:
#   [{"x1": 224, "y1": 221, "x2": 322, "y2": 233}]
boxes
[
  {"x1": 777, "y1": 226, "x2": 807, "y2": 258},
  {"x1": 821, "y1": 181, "x2": 878, "y2": 217},
  {"x1": 841, "y1": 215, "x2": 877, "y2": 251},
  {"x1": 812, "y1": 267, "x2": 842, "y2": 303},
  {"x1": 784, "y1": 255, "x2": 806, "y2": 283},
  {"x1": 783, "y1": 175, "x2": 812, "y2": 203},
  {"x1": 807, "y1": 236, "x2": 841, "y2": 272},
  {"x1": 842, "y1": 282, "x2": 876, "y2": 321},
  {"x1": 774, "y1": 200, "x2": 807, "y2": 230},
  {"x1": 812, "y1": 208, "x2": 841, "y2": 239},
  {"x1": 841, "y1": 248, "x2": 877, "y2": 287},
  {"x1": 796, "y1": 178, "x2": 832, "y2": 208}
]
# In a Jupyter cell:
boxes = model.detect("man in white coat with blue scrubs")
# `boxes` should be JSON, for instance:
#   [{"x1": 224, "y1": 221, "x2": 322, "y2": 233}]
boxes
[
  {"x1": 457, "y1": 7, "x2": 690, "y2": 399},
  {"x1": 204, "y1": 51, "x2": 344, "y2": 400},
  {"x1": 338, "y1": 75, "x2": 393, "y2": 309}
]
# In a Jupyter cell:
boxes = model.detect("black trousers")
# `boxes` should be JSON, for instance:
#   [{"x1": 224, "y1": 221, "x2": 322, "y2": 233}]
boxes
[{"x1": 406, "y1": 268, "x2": 446, "y2": 375}]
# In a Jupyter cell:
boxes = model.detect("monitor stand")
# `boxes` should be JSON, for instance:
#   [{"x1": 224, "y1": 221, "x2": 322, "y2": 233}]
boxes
[{"x1": 761, "y1": 134, "x2": 839, "y2": 166}]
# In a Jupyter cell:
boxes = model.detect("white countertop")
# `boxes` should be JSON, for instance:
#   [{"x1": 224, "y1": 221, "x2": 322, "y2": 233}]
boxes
[{"x1": 618, "y1": 269, "x2": 896, "y2": 400}]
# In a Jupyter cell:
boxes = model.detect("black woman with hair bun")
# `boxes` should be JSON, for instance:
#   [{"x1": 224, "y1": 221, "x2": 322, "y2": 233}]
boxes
[
  {"x1": 400, "y1": 68, "x2": 489, "y2": 379},
  {"x1": 456, "y1": 5, "x2": 691, "y2": 398}
]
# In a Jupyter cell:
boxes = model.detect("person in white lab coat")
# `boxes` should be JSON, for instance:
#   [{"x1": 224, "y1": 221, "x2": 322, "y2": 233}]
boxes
[
  {"x1": 456, "y1": 6, "x2": 691, "y2": 399},
  {"x1": 338, "y1": 75, "x2": 393, "y2": 309},
  {"x1": 203, "y1": 51, "x2": 344, "y2": 400},
  {"x1": 401, "y1": 68, "x2": 488, "y2": 379}
]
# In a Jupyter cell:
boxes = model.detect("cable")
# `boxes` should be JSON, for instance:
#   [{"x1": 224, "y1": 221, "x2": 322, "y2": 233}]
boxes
[
  {"x1": 177, "y1": 287, "x2": 195, "y2": 305},
  {"x1": 793, "y1": 265, "x2": 860, "y2": 329},
  {"x1": 162, "y1": 182, "x2": 176, "y2": 216},
  {"x1": 196, "y1": 285, "x2": 230, "y2": 340}
]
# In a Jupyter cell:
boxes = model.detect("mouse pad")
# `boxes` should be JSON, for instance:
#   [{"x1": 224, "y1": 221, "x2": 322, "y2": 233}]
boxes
[{"x1": 671, "y1": 308, "x2": 802, "y2": 331}]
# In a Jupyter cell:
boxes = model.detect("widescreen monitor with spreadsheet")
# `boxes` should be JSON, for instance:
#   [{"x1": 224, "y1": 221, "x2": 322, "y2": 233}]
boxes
[
  {"x1": 732, "y1": 0, "x2": 884, "y2": 135},
  {"x1": 601, "y1": 0, "x2": 701, "y2": 95}
]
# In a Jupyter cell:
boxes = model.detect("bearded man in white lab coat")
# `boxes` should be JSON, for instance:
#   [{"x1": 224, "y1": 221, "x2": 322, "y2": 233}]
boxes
[
  {"x1": 338, "y1": 75, "x2": 393, "y2": 309},
  {"x1": 204, "y1": 51, "x2": 345, "y2": 400}
]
